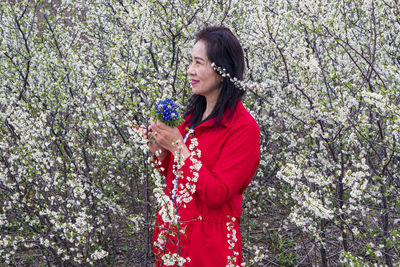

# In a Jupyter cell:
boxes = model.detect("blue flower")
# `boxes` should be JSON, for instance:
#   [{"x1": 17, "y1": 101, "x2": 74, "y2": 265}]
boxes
[{"x1": 151, "y1": 98, "x2": 183, "y2": 127}]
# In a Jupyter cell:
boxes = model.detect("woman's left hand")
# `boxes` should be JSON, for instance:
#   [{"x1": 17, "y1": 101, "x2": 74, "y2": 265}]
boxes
[{"x1": 150, "y1": 119, "x2": 190, "y2": 161}]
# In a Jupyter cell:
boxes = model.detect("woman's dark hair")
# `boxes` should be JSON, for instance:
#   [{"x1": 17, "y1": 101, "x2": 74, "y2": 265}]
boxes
[{"x1": 185, "y1": 26, "x2": 245, "y2": 128}]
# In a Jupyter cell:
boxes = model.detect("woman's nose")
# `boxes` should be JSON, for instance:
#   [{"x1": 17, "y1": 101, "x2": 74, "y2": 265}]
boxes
[{"x1": 187, "y1": 63, "x2": 195, "y2": 75}]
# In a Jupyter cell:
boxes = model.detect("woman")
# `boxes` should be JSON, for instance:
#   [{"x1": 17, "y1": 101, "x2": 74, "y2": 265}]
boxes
[{"x1": 143, "y1": 26, "x2": 260, "y2": 266}]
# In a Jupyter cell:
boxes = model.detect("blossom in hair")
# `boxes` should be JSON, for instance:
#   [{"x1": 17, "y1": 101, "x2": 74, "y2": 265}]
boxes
[
  {"x1": 151, "y1": 98, "x2": 183, "y2": 127},
  {"x1": 211, "y1": 62, "x2": 246, "y2": 91}
]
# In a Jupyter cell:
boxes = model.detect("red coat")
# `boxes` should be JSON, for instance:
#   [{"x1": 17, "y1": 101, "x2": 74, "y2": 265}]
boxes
[{"x1": 152, "y1": 100, "x2": 260, "y2": 266}]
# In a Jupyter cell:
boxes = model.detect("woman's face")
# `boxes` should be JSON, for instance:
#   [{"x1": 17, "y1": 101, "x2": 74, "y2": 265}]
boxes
[{"x1": 188, "y1": 39, "x2": 222, "y2": 99}]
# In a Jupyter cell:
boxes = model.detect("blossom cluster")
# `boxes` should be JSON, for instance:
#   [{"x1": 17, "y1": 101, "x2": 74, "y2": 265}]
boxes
[
  {"x1": 152, "y1": 130, "x2": 202, "y2": 266},
  {"x1": 226, "y1": 215, "x2": 240, "y2": 267},
  {"x1": 211, "y1": 63, "x2": 246, "y2": 91}
]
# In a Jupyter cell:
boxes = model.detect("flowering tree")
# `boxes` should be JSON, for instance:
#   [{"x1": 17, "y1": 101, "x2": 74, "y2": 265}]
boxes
[
  {"x1": 0, "y1": 0, "x2": 399, "y2": 266},
  {"x1": 241, "y1": 1, "x2": 400, "y2": 266}
]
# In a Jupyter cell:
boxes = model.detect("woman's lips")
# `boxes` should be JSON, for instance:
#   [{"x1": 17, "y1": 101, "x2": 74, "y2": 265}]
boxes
[{"x1": 191, "y1": 79, "x2": 199, "y2": 85}]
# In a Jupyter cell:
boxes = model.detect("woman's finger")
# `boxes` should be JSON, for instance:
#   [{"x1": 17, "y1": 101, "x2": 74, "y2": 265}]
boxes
[
  {"x1": 154, "y1": 120, "x2": 171, "y2": 130},
  {"x1": 151, "y1": 122, "x2": 161, "y2": 134},
  {"x1": 137, "y1": 125, "x2": 148, "y2": 139}
]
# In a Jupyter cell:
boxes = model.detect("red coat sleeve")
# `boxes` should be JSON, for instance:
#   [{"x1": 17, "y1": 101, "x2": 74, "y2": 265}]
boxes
[{"x1": 179, "y1": 122, "x2": 260, "y2": 208}]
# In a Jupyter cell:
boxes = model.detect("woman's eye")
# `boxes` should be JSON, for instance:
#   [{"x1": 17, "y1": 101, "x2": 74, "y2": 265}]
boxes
[{"x1": 189, "y1": 59, "x2": 203, "y2": 65}]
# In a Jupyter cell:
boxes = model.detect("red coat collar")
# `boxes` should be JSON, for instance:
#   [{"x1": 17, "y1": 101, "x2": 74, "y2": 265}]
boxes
[{"x1": 182, "y1": 100, "x2": 243, "y2": 130}]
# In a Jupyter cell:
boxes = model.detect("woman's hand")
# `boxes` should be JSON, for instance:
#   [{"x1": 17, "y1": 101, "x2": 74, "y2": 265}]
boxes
[
  {"x1": 137, "y1": 123, "x2": 167, "y2": 161},
  {"x1": 150, "y1": 119, "x2": 190, "y2": 162}
]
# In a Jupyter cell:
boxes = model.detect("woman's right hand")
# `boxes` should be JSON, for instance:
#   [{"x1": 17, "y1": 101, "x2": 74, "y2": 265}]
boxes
[{"x1": 137, "y1": 124, "x2": 168, "y2": 161}]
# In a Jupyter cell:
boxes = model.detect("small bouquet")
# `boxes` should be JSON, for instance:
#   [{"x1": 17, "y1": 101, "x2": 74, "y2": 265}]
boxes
[{"x1": 150, "y1": 98, "x2": 183, "y2": 127}]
